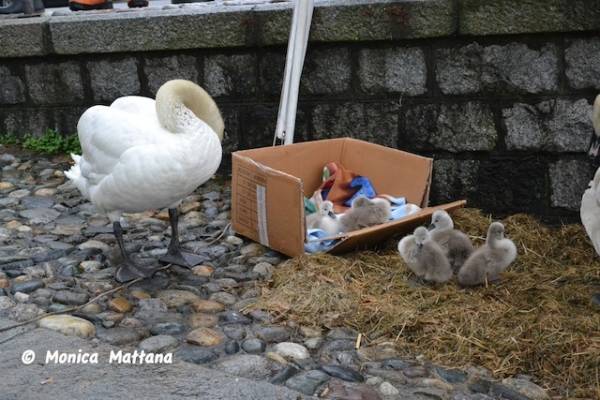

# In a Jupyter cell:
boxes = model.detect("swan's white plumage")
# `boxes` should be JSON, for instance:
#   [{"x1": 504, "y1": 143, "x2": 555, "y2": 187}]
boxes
[
  {"x1": 581, "y1": 168, "x2": 600, "y2": 255},
  {"x1": 65, "y1": 80, "x2": 222, "y2": 215},
  {"x1": 581, "y1": 95, "x2": 600, "y2": 256},
  {"x1": 110, "y1": 96, "x2": 158, "y2": 120}
]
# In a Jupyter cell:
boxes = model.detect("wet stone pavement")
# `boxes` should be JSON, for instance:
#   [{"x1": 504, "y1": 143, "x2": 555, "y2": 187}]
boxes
[{"x1": 0, "y1": 149, "x2": 549, "y2": 400}]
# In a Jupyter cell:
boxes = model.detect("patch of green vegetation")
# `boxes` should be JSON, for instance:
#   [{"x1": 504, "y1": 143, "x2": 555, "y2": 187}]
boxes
[
  {"x1": 0, "y1": 129, "x2": 80, "y2": 155},
  {"x1": 0, "y1": 133, "x2": 20, "y2": 145}
]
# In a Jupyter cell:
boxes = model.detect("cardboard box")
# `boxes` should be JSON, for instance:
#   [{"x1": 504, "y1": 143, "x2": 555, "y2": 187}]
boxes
[{"x1": 231, "y1": 138, "x2": 466, "y2": 257}]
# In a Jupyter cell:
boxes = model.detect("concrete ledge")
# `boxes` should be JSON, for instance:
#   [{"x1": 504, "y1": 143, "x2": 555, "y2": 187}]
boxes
[
  {"x1": 49, "y1": 7, "x2": 251, "y2": 55},
  {"x1": 49, "y1": 0, "x2": 456, "y2": 55},
  {"x1": 459, "y1": 0, "x2": 600, "y2": 35},
  {"x1": 258, "y1": 0, "x2": 455, "y2": 45},
  {"x1": 0, "y1": 16, "x2": 49, "y2": 57},
  {"x1": 2, "y1": 0, "x2": 599, "y2": 58}
]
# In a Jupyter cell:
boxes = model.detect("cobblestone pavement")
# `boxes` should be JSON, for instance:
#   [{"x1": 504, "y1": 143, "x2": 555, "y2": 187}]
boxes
[{"x1": 0, "y1": 148, "x2": 549, "y2": 400}]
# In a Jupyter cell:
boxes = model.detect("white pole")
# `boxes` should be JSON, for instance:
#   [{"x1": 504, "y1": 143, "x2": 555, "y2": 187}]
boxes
[{"x1": 274, "y1": 0, "x2": 314, "y2": 145}]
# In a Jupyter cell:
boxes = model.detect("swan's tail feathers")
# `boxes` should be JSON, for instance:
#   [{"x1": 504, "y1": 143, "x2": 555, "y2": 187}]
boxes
[
  {"x1": 64, "y1": 164, "x2": 79, "y2": 182},
  {"x1": 64, "y1": 156, "x2": 90, "y2": 200}
]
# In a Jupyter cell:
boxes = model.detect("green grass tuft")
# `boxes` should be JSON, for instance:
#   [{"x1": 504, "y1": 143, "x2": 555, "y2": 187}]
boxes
[
  {"x1": 0, "y1": 129, "x2": 80, "y2": 155},
  {"x1": 0, "y1": 133, "x2": 20, "y2": 145}
]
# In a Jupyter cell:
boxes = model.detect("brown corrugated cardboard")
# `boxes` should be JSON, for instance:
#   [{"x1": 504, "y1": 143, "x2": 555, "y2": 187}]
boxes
[{"x1": 231, "y1": 138, "x2": 466, "y2": 257}]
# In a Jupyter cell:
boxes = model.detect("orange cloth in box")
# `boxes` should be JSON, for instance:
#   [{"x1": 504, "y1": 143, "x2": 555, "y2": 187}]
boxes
[{"x1": 319, "y1": 162, "x2": 358, "y2": 213}]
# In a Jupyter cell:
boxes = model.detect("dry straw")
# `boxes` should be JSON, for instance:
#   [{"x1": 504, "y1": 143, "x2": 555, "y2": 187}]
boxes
[{"x1": 254, "y1": 209, "x2": 600, "y2": 398}]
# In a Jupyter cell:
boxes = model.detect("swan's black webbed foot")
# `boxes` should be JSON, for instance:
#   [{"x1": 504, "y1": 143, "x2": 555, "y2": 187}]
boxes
[
  {"x1": 159, "y1": 250, "x2": 205, "y2": 269},
  {"x1": 115, "y1": 260, "x2": 156, "y2": 283},
  {"x1": 113, "y1": 221, "x2": 157, "y2": 283},
  {"x1": 159, "y1": 208, "x2": 204, "y2": 269}
]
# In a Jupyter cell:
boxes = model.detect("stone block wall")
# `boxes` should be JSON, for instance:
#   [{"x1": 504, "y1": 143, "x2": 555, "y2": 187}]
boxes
[{"x1": 1, "y1": 0, "x2": 600, "y2": 220}]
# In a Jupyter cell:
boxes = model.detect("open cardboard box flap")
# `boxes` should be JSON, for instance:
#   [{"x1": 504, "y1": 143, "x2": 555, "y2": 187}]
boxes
[{"x1": 231, "y1": 138, "x2": 466, "y2": 257}]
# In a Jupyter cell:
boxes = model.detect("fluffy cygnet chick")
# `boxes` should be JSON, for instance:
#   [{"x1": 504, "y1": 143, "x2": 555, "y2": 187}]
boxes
[
  {"x1": 339, "y1": 196, "x2": 391, "y2": 233},
  {"x1": 457, "y1": 222, "x2": 517, "y2": 287},
  {"x1": 398, "y1": 230, "x2": 425, "y2": 278},
  {"x1": 399, "y1": 226, "x2": 452, "y2": 283},
  {"x1": 306, "y1": 200, "x2": 340, "y2": 236},
  {"x1": 429, "y1": 210, "x2": 474, "y2": 273}
]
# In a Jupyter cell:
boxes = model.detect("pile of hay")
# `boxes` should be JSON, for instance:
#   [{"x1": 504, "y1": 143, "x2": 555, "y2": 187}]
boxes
[{"x1": 255, "y1": 209, "x2": 600, "y2": 398}]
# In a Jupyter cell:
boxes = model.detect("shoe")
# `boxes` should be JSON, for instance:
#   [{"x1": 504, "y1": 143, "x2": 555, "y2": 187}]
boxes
[
  {"x1": 127, "y1": 0, "x2": 147, "y2": 7},
  {"x1": 69, "y1": 0, "x2": 112, "y2": 11},
  {"x1": 42, "y1": 0, "x2": 68, "y2": 6}
]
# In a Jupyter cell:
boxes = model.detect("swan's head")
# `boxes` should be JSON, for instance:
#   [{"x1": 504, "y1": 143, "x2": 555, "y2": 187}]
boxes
[
  {"x1": 592, "y1": 168, "x2": 600, "y2": 205},
  {"x1": 429, "y1": 210, "x2": 453, "y2": 231},
  {"x1": 590, "y1": 94, "x2": 600, "y2": 160},
  {"x1": 487, "y1": 222, "x2": 505, "y2": 242},
  {"x1": 414, "y1": 226, "x2": 429, "y2": 246},
  {"x1": 156, "y1": 80, "x2": 225, "y2": 141},
  {"x1": 319, "y1": 200, "x2": 336, "y2": 218},
  {"x1": 593, "y1": 94, "x2": 600, "y2": 136}
]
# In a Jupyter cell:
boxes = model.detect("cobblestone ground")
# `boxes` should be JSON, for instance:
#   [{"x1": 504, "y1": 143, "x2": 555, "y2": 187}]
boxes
[{"x1": 0, "y1": 148, "x2": 549, "y2": 400}]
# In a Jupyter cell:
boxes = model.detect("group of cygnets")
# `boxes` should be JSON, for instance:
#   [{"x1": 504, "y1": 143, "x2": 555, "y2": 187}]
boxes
[
  {"x1": 307, "y1": 198, "x2": 517, "y2": 287},
  {"x1": 398, "y1": 210, "x2": 518, "y2": 286},
  {"x1": 306, "y1": 196, "x2": 391, "y2": 235}
]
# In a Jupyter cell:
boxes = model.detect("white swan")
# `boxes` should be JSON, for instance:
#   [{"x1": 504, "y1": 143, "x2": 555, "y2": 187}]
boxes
[
  {"x1": 582, "y1": 94, "x2": 600, "y2": 256},
  {"x1": 581, "y1": 168, "x2": 600, "y2": 256},
  {"x1": 65, "y1": 80, "x2": 224, "y2": 282}
]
